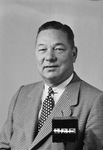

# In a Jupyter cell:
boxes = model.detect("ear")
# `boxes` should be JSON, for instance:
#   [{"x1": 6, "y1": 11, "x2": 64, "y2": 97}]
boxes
[{"x1": 72, "y1": 46, "x2": 78, "y2": 63}]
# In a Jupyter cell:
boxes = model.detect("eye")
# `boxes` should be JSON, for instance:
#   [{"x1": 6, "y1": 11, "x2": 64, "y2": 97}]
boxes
[
  {"x1": 56, "y1": 48, "x2": 63, "y2": 51},
  {"x1": 38, "y1": 48, "x2": 47, "y2": 52},
  {"x1": 55, "y1": 47, "x2": 65, "y2": 53}
]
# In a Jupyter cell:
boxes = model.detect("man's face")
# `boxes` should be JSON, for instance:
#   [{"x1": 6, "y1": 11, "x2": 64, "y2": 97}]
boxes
[{"x1": 35, "y1": 29, "x2": 77, "y2": 86}]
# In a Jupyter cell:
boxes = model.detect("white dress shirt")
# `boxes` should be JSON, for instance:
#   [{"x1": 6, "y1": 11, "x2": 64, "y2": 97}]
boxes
[{"x1": 39, "y1": 73, "x2": 73, "y2": 118}]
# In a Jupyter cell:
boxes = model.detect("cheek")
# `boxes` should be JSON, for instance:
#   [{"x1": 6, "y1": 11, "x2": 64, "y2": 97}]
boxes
[
  {"x1": 59, "y1": 54, "x2": 71, "y2": 64},
  {"x1": 36, "y1": 54, "x2": 44, "y2": 65},
  {"x1": 59, "y1": 56, "x2": 73, "y2": 69}
]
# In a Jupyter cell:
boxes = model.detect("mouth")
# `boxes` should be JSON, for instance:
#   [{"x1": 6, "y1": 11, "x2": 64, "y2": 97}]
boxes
[{"x1": 44, "y1": 65, "x2": 58, "y2": 69}]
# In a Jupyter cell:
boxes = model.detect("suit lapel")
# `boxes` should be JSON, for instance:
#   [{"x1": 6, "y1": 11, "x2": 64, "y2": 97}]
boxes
[
  {"x1": 29, "y1": 73, "x2": 81, "y2": 150},
  {"x1": 24, "y1": 82, "x2": 44, "y2": 147}
]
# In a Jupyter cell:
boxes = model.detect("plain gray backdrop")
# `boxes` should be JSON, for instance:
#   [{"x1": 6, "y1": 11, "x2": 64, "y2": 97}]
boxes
[{"x1": 0, "y1": 0, "x2": 103, "y2": 130}]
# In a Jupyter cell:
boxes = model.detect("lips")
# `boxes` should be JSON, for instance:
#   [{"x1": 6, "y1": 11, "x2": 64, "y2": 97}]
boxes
[{"x1": 44, "y1": 65, "x2": 58, "y2": 69}]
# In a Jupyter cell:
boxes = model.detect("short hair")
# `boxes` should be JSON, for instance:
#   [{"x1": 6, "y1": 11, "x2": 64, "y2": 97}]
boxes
[{"x1": 36, "y1": 21, "x2": 75, "y2": 48}]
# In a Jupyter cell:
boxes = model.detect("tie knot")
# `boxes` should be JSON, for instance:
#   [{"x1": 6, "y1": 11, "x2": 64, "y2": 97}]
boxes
[{"x1": 48, "y1": 87, "x2": 54, "y2": 95}]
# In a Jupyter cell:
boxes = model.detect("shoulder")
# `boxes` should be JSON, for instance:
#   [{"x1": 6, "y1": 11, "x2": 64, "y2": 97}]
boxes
[
  {"x1": 11, "y1": 81, "x2": 43, "y2": 101},
  {"x1": 9, "y1": 81, "x2": 43, "y2": 108},
  {"x1": 81, "y1": 80, "x2": 103, "y2": 95},
  {"x1": 19, "y1": 80, "x2": 43, "y2": 94},
  {"x1": 80, "y1": 80, "x2": 103, "y2": 105},
  {"x1": 75, "y1": 80, "x2": 103, "y2": 114},
  {"x1": 73, "y1": 72, "x2": 103, "y2": 97},
  {"x1": 22, "y1": 81, "x2": 43, "y2": 89}
]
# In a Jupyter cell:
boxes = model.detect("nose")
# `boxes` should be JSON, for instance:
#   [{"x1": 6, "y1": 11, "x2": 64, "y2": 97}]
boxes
[{"x1": 45, "y1": 49, "x2": 57, "y2": 62}]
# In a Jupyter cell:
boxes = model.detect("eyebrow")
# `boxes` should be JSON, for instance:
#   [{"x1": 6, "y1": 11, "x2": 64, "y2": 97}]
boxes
[
  {"x1": 37, "y1": 43, "x2": 65, "y2": 47},
  {"x1": 54, "y1": 43, "x2": 65, "y2": 47},
  {"x1": 37, "y1": 44, "x2": 45, "y2": 47}
]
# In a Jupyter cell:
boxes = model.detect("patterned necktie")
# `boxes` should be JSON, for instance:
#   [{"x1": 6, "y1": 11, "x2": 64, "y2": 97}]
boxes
[{"x1": 38, "y1": 87, "x2": 54, "y2": 132}]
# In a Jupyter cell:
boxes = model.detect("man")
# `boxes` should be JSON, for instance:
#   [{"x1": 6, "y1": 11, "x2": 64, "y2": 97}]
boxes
[{"x1": 0, "y1": 21, "x2": 103, "y2": 150}]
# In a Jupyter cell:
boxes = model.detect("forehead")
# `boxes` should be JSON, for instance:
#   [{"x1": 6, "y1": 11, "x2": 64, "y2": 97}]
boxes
[{"x1": 36, "y1": 29, "x2": 69, "y2": 45}]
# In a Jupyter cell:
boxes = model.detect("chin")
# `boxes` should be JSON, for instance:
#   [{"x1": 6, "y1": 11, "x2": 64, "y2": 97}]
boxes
[
  {"x1": 45, "y1": 75, "x2": 57, "y2": 80},
  {"x1": 43, "y1": 71, "x2": 58, "y2": 78},
  {"x1": 43, "y1": 74, "x2": 58, "y2": 81}
]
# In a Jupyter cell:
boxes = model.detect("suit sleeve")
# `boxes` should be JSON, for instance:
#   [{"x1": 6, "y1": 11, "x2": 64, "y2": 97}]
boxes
[
  {"x1": 83, "y1": 94, "x2": 103, "y2": 150},
  {"x1": 0, "y1": 86, "x2": 23, "y2": 150}
]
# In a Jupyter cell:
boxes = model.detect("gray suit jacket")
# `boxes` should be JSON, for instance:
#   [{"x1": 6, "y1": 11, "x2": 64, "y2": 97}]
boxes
[{"x1": 0, "y1": 73, "x2": 103, "y2": 150}]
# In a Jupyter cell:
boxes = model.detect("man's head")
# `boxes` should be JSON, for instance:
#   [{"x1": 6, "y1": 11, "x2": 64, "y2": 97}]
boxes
[
  {"x1": 36, "y1": 21, "x2": 75, "y2": 49},
  {"x1": 35, "y1": 21, "x2": 77, "y2": 86}
]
